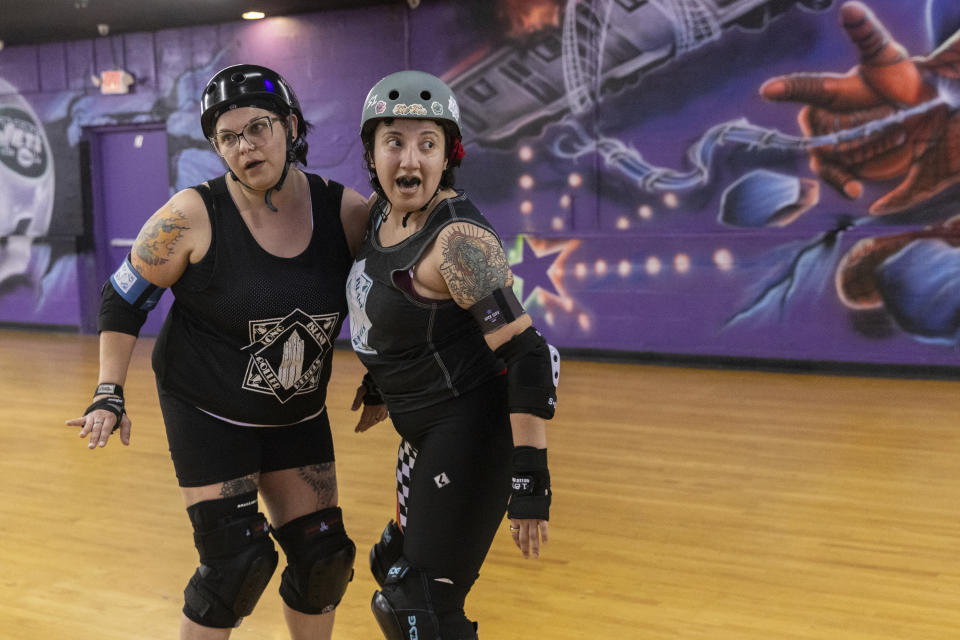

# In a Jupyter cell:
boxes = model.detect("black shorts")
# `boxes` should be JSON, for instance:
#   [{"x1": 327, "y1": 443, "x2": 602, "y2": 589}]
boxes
[{"x1": 158, "y1": 387, "x2": 336, "y2": 488}]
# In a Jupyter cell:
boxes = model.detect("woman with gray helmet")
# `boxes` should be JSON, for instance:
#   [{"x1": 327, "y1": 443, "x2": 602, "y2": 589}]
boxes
[
  {"x1": 347, "y1": 70, "x2": 559, "y2": 639},
  {"x1": 68, "y1": 64, "x2": 386, "y2": 639}
]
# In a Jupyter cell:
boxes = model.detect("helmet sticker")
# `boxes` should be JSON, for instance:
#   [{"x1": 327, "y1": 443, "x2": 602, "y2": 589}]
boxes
[
  {"x1": 393, "y1": 103, "x2": 427, "y2": 116},
  {"x1": 393, "y1": 103, "x2": 429, "y2": 117},
  {"x1": 431, "y1": 101, "x2": 444, "y2": 116},
  {"x1": 366, "y1": 93, "x2": 379, "y2": 109},
  {"x1": 375, "y1": 100, "x2": 387, "y2": 115},
  {"x1": 448, "y1": 96, "x2": 460, "y2": 123}
]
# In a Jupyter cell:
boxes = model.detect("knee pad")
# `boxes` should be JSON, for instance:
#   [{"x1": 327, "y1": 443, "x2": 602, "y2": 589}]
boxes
[
  {"x1": 370, "y1": 520, "x2": 404, "y2": 588},
  {"x1": 371, "y1": 558, "x2": 478, "y2": 640},
  {"x1": 272, "y1": 506, "x2": 357, "y2": 614},
  {"x1": 183, "y1": 506, "x2": 279, "y2": 628}
]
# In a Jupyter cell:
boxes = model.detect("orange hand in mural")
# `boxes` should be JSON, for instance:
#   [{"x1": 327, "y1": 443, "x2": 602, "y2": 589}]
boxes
[{"x1": 760, "y1": 1, "x2": 960, "y2": 215}]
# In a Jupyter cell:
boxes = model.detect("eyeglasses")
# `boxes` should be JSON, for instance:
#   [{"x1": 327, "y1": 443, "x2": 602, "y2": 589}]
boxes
[{"x1": 212, "y1": 115, "x2": 278, "y2": 152}]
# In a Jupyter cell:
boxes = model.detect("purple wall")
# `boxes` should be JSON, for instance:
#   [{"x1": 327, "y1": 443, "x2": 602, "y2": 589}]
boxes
[{"x1": 2, "y1": 0, "x2": 960, "y2": 366}]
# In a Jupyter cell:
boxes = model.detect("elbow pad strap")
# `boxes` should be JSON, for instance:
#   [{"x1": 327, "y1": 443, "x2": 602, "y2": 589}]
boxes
[
  {"x1": 494, "y1": 326, "x2": 559, "y2": 420},
  {"x1": 468, "y1": 286, "x2": 525, "y2": 334},
  {"x1": 110, "y1": 254, "x2": 165, "y2": 310}
]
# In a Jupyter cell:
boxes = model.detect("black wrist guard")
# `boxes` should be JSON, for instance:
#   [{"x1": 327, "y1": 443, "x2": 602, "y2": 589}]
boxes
[
  {"x1": 507, "y1": 446, "x2": 550, "y2": 521},
  {"x1": 362, "y1": 372, "x2": 385, "y2": 406},
  {"x1": 84, "y1": 384, "x2": 126, "y2": 433}
]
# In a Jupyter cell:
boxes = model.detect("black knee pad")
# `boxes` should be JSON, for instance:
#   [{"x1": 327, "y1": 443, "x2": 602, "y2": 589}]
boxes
[
  {"x1": 183, "y1": 499, "x2": 279, "y2": 628},
  {"x1": 371, "y1": 558, "x2": 478, "y2": 640},
  {"x1": 370, "y1": 519, "x2": 404, "y2": 588},
  {"x1": 272, "y1": 506, "x2": 357, "y2": 614}
]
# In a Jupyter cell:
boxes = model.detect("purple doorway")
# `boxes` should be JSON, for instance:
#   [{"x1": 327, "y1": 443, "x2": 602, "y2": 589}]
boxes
[{"x1": 85, "y1": 123, "x2": 172, "y2": 336}]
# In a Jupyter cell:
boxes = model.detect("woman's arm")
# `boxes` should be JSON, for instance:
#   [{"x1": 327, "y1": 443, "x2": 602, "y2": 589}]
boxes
[
  {"x1": 340, "y1": 186, "x2": 372, "y2": 258},
  {"x1": 67, "y1": 188, "x2": 209, "y2": 449},
  {"x1": 434, "y1": 223, "x2": 556, "y2": 558}
]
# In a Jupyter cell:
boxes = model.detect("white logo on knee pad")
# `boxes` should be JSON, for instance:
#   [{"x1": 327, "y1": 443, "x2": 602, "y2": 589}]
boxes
[
  {"x1": 433, "y1": 472, "x2": 451, "y2": 488},
  {"x1": 548, "y1": 343, "x2": 560, "y2": 387},
  {"x1": 408, "y1": 615, "x2": 419, "y2": 640}
]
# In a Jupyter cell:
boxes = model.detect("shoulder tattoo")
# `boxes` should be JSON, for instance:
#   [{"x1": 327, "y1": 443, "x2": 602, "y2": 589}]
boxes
[
  {"x1": 439, "y1": 224, "x2": 511, "y2": 305},
  {"x1": 134, "y1": 204, "x2": 190, "y2": 267}
]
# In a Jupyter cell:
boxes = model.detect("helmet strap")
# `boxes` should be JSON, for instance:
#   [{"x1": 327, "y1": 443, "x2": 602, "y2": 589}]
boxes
[
  {"x1": 369, "y1": 174, "x2": 391, "y2": 223},
  {"x1": 402, "y1": 183, "x2": 442, "y2": 228}
]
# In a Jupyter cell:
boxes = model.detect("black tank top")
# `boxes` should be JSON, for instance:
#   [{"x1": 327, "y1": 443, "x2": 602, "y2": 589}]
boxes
[
  {"x1": 346, "y1": 191, "x2": 503, "y2": 414},
  {"x1": 152, "y1": 173, "x2": 352, "y2": 426}
]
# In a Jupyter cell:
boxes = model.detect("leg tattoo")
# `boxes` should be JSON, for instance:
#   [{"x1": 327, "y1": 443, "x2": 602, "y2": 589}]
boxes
[
  {"x1": 297, "y1": 463, "x2": 337, "y2": 509},
  {"x1": 220, "y1": 473, "x2": 259, "y2": 498}
]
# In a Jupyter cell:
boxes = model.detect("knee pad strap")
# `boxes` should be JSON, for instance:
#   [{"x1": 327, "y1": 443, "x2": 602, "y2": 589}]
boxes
[
  {"x1": 183, "y1": 512, "x2": 278, "y2": 628},
  {"x1": 272, "y1": 506, "x2": 357, "y2": 614},
  {"x1": 370, "y1": 519, "x2": 404, "y2": 588}
]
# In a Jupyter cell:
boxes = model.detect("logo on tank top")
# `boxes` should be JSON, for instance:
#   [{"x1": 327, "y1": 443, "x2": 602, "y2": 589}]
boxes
[
  {"x1": 346, "y1": 259, "x2": 377, "y2": 355},
  {"x1": 240, "y1": 308, "x2": 340, "y2": 403}
]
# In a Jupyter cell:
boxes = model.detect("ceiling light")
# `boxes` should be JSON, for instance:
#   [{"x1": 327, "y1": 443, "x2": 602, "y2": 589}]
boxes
[{"x1": 242, "y1": 11, "x2": 266, "y2": 20}]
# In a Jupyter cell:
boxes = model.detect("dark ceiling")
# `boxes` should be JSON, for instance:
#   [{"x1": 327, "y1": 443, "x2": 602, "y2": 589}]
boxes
[{"x1": 0, "y1": 0, "x2": 400, "y2": 48}]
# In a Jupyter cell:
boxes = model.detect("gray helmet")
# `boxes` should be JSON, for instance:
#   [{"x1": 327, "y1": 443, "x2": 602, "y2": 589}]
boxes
[{"x1": 360, "y1": 70, "x2": 461, "y2": 140}]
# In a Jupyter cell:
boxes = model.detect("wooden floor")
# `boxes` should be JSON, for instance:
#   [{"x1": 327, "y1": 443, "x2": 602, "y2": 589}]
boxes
[{"x1": 3, "y1": 327, "x2": 960, "y2": 639}]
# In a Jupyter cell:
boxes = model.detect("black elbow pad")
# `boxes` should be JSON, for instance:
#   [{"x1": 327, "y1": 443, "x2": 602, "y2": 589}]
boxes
[
  {"x1": 494, "y1": 326, "x2": 560, "y2": 419},
  {"x1": 97, "y1": 280, "x2": 148, "y2": 336}
]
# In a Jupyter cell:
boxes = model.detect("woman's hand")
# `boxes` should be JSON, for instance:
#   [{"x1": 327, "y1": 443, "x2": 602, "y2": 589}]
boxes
[
  {"x1": 351, "y1": 383, "x2": 389, "y2": 433},
  {"x1": 66, "y1": 404, "x2": 132, "y2": 449},
  {"x1": 509, "y1": 517, "x2": 549, "y2": 559}
]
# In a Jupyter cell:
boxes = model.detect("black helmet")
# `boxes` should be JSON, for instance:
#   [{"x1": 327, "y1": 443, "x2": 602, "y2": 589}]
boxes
[
  {"x1": 200, "y1": 64, "x2": 304, "y2": 143},
  {"x1": 200, "y1": 64, "x2": 307, "y2": 212}
]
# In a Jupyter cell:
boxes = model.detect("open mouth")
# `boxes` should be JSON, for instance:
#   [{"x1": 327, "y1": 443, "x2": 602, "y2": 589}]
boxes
[
  {"x1": 396, "y1": 176, "x2": 421, "y2": 192},
  {"x1": 244, "y1": 160, "x2": 264, "y2": 170}
]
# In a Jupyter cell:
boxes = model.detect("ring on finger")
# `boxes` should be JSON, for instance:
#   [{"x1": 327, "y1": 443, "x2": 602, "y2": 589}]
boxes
[{"x1": 509, "y1": 526, "x2": 520, "y2": 532}]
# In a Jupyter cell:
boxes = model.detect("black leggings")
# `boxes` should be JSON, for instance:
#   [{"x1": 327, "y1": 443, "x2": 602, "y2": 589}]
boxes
[{"x1": 389, "y1": 374, "x2": 513, "y2": 588}]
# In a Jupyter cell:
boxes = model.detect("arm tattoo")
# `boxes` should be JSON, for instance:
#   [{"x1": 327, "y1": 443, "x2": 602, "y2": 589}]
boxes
[
  {"x1": 134, "y1": 205, "x2": 189, "y2": 267},
  {"x1": 298, "y1": 463, "x2": 337, "y2": 509},
  {"x1": 220, "y1": 473, "x2": 259, "y2": 497},
  {"x1": 439, "y1": 225, "x2": 511, "y2": 306}
]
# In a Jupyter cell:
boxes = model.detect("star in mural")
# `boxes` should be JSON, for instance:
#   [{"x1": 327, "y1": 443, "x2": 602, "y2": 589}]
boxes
[{"x1": 507, "y1": 235, "x2": 580, "y2": 311}]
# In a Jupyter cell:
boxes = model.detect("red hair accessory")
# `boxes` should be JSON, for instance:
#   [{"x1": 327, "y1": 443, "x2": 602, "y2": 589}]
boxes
[{"x1": 449, "y1": 138, "x2": 465, "y2": 163}]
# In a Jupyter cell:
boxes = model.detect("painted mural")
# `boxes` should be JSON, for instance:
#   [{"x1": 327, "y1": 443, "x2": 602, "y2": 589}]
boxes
[{"x1": 1, "y1": 0, "x2": 960, "y2": 366}]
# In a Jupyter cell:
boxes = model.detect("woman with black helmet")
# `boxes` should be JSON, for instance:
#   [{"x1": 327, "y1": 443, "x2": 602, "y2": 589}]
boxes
[
  {"x1": 347, "y1": 70, "x2": 559, "y2": 639},
  {"x1": 67, "y1": 64, "x2": 386, "y2": 639}
]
